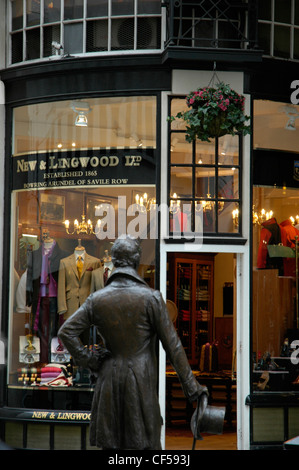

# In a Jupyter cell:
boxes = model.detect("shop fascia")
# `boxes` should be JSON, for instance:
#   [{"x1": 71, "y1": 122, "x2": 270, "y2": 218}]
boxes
[{"x1": 14, "y1": 149, "x2": 203, "y2": 245}]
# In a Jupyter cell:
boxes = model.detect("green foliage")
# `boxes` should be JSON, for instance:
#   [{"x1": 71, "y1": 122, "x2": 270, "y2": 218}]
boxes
[{"x1": 169, "y1": 82, "x2": 251, "y2": 142}]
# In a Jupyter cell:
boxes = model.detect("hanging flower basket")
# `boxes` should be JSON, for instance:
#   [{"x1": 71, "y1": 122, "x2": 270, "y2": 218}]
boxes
[{"x1": 169, "y1": 82, "x2": 251, "y2": 143}]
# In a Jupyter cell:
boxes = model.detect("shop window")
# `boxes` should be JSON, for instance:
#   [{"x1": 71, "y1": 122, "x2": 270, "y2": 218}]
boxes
[
  {"x1": 252, "y1": 99, "x2": 299, "y2": 394},
  {"x1": 8, "y1": 96, "x2": 157, "y2": 408},
  {"x1": 9, "y1": 0, "x2": 162, "y2": 64},
  {"x1": 168, "y1": 97, "x2": 242, "y2": 238}
]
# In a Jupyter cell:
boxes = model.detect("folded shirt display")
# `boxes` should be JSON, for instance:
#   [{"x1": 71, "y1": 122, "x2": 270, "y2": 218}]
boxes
[
  {"x1": 177, "y1": 287, "x2": 209, "y2": 301},
  {"x1": 180, "y1": 309, "x2": 210, "y2": 321},
  {"x1": 39, "y1": 364, "x2": 72, "y2": 387}
]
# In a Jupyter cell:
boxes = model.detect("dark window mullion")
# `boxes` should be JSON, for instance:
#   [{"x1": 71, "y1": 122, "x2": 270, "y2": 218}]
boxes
[
  {"x1": 215, "y1": 137, "x2": 219, "y2": 233},
  {"x1": 192, "y1": 139, "x2": 196, "y2": 233},
  {"x1": 238, "y1": 133, "x2": 242, "y2": 233}
]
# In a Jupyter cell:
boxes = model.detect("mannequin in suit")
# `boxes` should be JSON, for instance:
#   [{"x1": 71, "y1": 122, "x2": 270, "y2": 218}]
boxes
[
  {"x1": 91, "y1": 250, "x2": 114, "y2": 293},
  {"x1": 26, "y1": 228, "x2": 69, "y2": 362},
  {"x1": 103, "y1": 250, "x2": 113, "y2": 283},
  {"x1": 57, "y1": 240, "x2": 101, "y2": 321}
]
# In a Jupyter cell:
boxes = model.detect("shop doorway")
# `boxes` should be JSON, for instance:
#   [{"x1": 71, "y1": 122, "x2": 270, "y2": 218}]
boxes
[{"x1": 164, "y1": 251, "x2": 237, "y2": 450}]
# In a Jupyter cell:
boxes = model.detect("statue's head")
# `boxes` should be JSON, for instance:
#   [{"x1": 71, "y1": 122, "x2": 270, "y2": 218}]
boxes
[{"x1": 111, "y1": 235, "x2": 141, "y2": 269}]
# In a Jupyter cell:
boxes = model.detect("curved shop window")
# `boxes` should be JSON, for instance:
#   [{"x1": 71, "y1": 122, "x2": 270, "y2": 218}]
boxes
[
  {"x1": 8, "y1": 96, "x2": 157, "y2": 399},
  {"x1": 252, "y1": 99, "x2": 299, "y2": 395}
]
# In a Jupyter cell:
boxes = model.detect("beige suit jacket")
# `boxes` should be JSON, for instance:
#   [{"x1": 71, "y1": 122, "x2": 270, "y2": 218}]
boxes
[{"x1": 57, "y1": 253, "x2": 101, "y2": 320}]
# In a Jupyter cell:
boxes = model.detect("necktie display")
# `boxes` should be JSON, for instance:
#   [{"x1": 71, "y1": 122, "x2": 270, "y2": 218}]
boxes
[
  {"x1": 104, "y1": 267, "x2": 109, "y2": 285},
  {"x1": 77, "y1": 255, "x2": 83, "y2": 278}
]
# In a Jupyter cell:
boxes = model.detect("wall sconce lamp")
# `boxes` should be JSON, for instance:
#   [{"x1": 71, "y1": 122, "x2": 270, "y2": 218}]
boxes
[{"x1": 232, "y1": 208, "x2": 239, "y2": 227}]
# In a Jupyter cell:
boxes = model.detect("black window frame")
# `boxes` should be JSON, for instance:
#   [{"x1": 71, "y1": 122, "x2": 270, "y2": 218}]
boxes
[{"x1": 167, "y1": 95, "x2": 243, "y2": 241}]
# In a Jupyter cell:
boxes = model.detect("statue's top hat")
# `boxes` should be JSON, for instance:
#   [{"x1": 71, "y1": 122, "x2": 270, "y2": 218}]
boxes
[{"x1": 191, "y1": 393, "x2": 225, "y2": 441}]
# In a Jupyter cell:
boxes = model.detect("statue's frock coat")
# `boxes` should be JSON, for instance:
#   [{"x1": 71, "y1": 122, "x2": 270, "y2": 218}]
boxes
[{"x1": 58, "y1": 267, "x2": 202, "y2": 450}]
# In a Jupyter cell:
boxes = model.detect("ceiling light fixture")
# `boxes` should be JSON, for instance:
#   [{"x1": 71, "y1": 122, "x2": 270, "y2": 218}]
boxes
[{"x1": 71, "y1": 101, "x2": 91, "y2": 127}]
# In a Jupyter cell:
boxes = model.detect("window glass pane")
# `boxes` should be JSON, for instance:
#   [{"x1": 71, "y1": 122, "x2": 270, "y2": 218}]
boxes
[
  {"x1": 195, "y1": 167, "x2": 216, "y2": 199},
  {"x1": 26, "y1": 28, "x2": 40, "y2": 60},
  {"x1": 11, "y1": 0, "x2": 23, "y2": 30},
  {"x1": 274, "y1": 25, "x2": 290, "y2": 58},
  {"x1": 11, "y1": 32, "x2": 23, "y2": 63},
  {"x1": 137, "y1": 17, "x2": 161, "y2": 49},
  {"x1": 44, "y1": 0, "x2": 60, "y2": 24},
  {"x1": 111, "y1": 18, "x2": 134, "y2": 50},
  {"x1": 87, "y1": 0, "x2": 108, "y2": 18},
  {"x1": 170, "y1": 166, "x2": 193, "y2": 198},
  {"x1": 253, "y1": 100, "x2": 299, "y2": 153},
  {"x1": 258, "y1": 22, "x2": 271, "y2": 55},
  {"x1": 218, "y1": 167, "x2": 239, "y2": 199},
  {"x1": 294, "y1": 28, "x2": 299, "y2": 59},
  {"x1": 196, "y1": 141, "x2": 215, "y2": 165},
  {"x1": 13, "y1": 96, "x2": 156, "y2": 154},
  {"x1": 274, "y1": 0, "x2": 291, "y2": 24},
  {"x1": 201, "y1": 203, "x2": 216, "y2": 232},
  {"x1": 64, "y1": 23, "x2": 83, "y2": 54},
  {"x1": 258, "y1": 0, "x2": 272, "y2": 21},
  {"x1": 64, "y1": 0, "x2": 84, "y2": 20},
  {"x1": 218, "y1": 201, "x2": 239, "y2": 233},
  {"x1": 169, "y1": 200, "x2": 192, "y2": 233},
  {"x1": 170, "y1": 134, "x2": 192, "y2": 164},
  {"x1": 86, "y1": 20, "x2": 108, "y2": 52},
  {"x1": 252, "y1": 99, "x2": 299, "y2": 393},
  {"x1": 138, "y1": 0, "x2": 161, "y2": 14},
  {"x1": 9, "y1": 96, "x2": 157, "y2": 401},
  {"x1": 112, "y1": 0, "x2": 134, "y2": 16},
  {"x1": 252, "y1": 186, "x2": 299, "y2": 392},
  {"x1": 295, "y1": 0, "x2": 299, "y2": 25},
  {"x1": 26, "y1": 0, "x2": 40, "y2": 27},
  {"x1": 43, "y1": 24, "x2": 60, "y2": 57},
  {"x1": 170, "y1": 98, "x2": 188, "y2": 131},
  {"x1": 218, "y1": 135, "x2": 239, "y2": 166}
]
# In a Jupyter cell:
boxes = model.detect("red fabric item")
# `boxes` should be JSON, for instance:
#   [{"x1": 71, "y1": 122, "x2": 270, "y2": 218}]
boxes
[
  {"x1": 257, "y1": 219, "x2": 275, "y2": 269},
  {"x1": 257, "y1": 217, "x2": 284, "y2": 269},
  {"x1": 173, "y1": 209, "x2": 188, "y2": 232},
  {"x1": 280, "y1": 220, "x2": 299, "y2": 277},
  {"x1": 41, "y1": 367, "x2": 62, "y2": 373}
]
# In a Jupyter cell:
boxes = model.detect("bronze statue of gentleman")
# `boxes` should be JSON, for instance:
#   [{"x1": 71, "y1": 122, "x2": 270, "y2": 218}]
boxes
[{"x1": 58, "y1": 235, "x2": 207, "y2": 450}]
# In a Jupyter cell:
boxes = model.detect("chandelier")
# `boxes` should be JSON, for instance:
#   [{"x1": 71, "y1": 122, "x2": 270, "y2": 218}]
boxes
[
  {"x1": 290, "y1": 216, "x2": 299, "y2": 225},
  {"x1": 64, "y1": 196, "x2": 98, "y2": 235},
  {"x1": 135, "y1": 193, "x2": 156, "y2": 212},
  {"x1": 252, "y1": 207, "x2": 274, "y2": 225}
]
